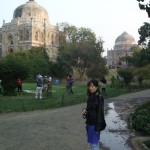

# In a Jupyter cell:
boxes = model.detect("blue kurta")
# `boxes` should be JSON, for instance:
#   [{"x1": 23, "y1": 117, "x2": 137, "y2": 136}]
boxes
[{"x1": 87, "y1": 124, "x2": 100, "y2": 144}]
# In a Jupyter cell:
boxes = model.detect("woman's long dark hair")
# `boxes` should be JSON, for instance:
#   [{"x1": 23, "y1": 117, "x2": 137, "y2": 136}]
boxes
[{"x1": 87, "y1": 79, "x2": 100, "y2": 96}]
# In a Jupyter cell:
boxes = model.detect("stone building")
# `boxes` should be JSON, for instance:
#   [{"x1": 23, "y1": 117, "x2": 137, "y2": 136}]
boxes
[
  {"x1": 107, "y1": 31, "x2": 137, "y2": 69},
  {"x1": 0, "y1": 0, "x2": 59, "y2": 61}
]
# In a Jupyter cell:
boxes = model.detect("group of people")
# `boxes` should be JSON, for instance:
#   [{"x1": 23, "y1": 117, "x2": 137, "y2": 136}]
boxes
[
  {"x1": 111, "y1": 75, "x2": 124, "y2": 88},
  {"x1": 35, "y1": 72, "x2": 75, "y2": 99},
  {"x1": 35, "y1": 74, "x2": 52, "y2": 99},
  {"x1": 16, "y1": 75, "x2": 52, "y2": 98},
  {"x1": 16, "y1": 72, "x2": 74, "y2": 99}
]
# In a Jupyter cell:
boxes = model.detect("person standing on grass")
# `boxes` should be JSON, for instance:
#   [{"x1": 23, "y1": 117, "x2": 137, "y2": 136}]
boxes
[
  {"x1": 111, "y1": 76, "x2": 115, "y2": 88},
  {"x1": 47, "y1": 76, "x2": 53, "y2": 97},
  {"x1": 99, "y1": 76, "x2": 107, "y2": 96},
  {"x1": 43, "y1": 76, "x2": 49, "y2": 91},
  {"x1": 17, "y1": 78, "x2": 23, "y2": 96},
  {"x1": 0, "y1": 80, "x2": 2, "y2": 94},
  {"x1": 82, "y1": 79, "x2": 106, "y2": 150},
  {"x1": 66, "y1": 72, "x2": 70, "y2": 93},
  {"x1": 35, "y1": 74, "x2": 43, "y2": 100},
  {"x1": 68, "y1": 75, "x2": 74, "y2": 94}
]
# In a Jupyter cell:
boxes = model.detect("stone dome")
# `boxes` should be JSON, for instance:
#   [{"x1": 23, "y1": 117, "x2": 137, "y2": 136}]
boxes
[
  {"x1": 13, "y1": 0, "x2": 49, "y2": 22},
  {"x1": 114, "y1": 32, "x2": 135, "y2": 50}
]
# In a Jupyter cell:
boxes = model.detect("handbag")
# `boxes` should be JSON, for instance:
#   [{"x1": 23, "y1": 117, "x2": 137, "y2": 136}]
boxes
[{"x1": 99, "y1": 120, "x2": 106, "y2": 131}]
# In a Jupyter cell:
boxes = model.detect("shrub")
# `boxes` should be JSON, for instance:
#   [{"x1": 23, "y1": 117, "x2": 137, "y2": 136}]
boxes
[
  {"x1": 0, "y1": 55, "x2": 29, "y2": 95},
  {"x1": 143, "y1": 140, "x2": 150, "y2": 148},
  {"x1": 130, "y1": 101, "x2": 150, "y2": 135},
  {"x1": 117, "y1": 69, "x2": 133, "y2": 86}
]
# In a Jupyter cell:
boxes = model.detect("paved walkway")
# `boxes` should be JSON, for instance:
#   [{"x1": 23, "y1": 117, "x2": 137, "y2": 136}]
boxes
[
  {"x1": 0, "y1": 89, "x2": 150, "y2": 150},
  {"x1": 107, "y1": 89, "x2": 150, "y2": 101}
]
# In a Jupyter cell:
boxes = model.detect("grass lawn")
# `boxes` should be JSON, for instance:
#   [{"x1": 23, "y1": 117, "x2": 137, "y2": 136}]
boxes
[{"x1": 0, "y1": 81, "x2": 148, "y2": 113}]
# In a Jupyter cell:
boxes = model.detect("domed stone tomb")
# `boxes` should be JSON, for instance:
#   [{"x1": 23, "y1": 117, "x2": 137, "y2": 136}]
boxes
[
  {"x1": 114, "y1": 32, "x2": 135, "y2": 50},
  {"x1": 13, "y1": 0, "x2": 49, "y2": 22},
  {"x1": 0, "y1": 0, "x2": 59, "y2": 61},
  {"x1": 107, "y1": 31, "x2": 137, "y2": 69}
]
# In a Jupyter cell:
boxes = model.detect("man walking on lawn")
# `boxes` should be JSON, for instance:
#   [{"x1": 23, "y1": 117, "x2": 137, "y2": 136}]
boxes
[{"x1": 35, "y1": 74, "x2": 43, "y2": 99}]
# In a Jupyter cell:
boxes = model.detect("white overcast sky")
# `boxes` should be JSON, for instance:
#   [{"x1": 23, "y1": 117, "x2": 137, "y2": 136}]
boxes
[{"x1": 0, "y1": 0, "x2": 149, "y2": 56}]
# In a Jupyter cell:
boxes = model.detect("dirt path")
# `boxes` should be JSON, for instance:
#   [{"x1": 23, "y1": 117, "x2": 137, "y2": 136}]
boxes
[{"x1": 0, "y1": 89, "x2": 150, "y2": 150}]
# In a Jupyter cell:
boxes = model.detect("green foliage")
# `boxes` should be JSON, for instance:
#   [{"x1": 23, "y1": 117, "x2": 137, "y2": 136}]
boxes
[
  {"x1": 133, "y1": 64, "x2": 150, "y2": 79},
  {"x1": 0, "y1": 46, "x2": 54, "y2": 95},
  {"x1": 143, "y1": 140, "x2": 150, "y2": 148},
  {"x1": 71, "y1": 34, "x2": 106, "y2": 80},
  {"x1": 138, "y1": 22, "x2": 150, "y2": 47},
  {"x1": 58, "y1": 22, "x2": 107, "y2": 81},
  {"x1": 137, "y1": 74, "x2": 144, "y2": 85},
  {"x1": 125, "y1": 48, "x2": 150, "y2": 67},
  {"x1": 0, "y1": 55, "x2": 29, "y2": 95},
  {"x1": 130, "y1": 101, "x2": 150, "y2": 135},
  {"x1": 137, "y1": 0, "x2": 150, "y2": 18},
  {"x1": 50, "y1": 54, "x2": 72, "y2": 80},
  {"x1": 86, "y1": 63, "x2": 108, "y2": 79},
  {"x1": 9, "y1": 47, "x2": 52, "y2": 82},
  {"x1": 137, "y1": 48, "x2": 150, "y2": 67},
  {"x1": 117, "y1": 69, "x2": 133, "y2": 85},
  {"x1": 27, "y1": 47, "x2": 52, "y2": 79},
  {"x1": 114, "y1": 79, "x2": 124, "y2": 88}
]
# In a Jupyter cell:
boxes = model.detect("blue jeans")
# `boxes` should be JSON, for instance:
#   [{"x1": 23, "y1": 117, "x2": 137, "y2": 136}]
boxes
[{"x1": 90, "y1": 143, "x2": 99, "y2": 150}]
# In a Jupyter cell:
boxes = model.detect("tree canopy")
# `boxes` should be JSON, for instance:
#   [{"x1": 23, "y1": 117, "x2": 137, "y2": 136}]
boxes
[
  {"x1": 138, "y1": 22, "x2": 150, "y2": 48},
  {"x1": 137, "y1": 0, "x2": 150, "y2": 17},
  {"x1": 0, "y1": 54, "x2": 30, "y2": 95},
  {"x1": 58, "y1": 22, "x2": 108, "y2": 80}
]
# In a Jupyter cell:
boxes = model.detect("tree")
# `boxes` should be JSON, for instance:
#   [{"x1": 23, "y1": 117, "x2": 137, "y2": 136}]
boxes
[
  {"x1": 138, "y1": 22, "x2": 150, "y2": 48},
  {"x1": 51, "y1": 53, "x2": 73, "y2": 81},
  {"x1": 86, "y1": 63, "x2": 108, "y2": 79},
  {"x1": 117, "y1": 69, "x2": 133, "y2": 86},
  {"x1": 133, "y1": 48, "x2": 150, "y2": 67},
  {"x1": 121, "y1": 47, "x2": 150, "y2": 67},
  {"x1": 9, "y1": 46, "x2": 52, "y2": 81},
  {"x1": 58, "y1": 22, "x2": 78, "y2": 44},
  {"x1": 72, "y1": 28, "x2": 107, "y2": 81},
  {"x1": 72, "y1": 41, "x2": 94, "y2": 81},
  {"x1": 0, "y1": 54, "x2": 29, "y2": 95},
  {"x1": 58, "y1": 22, "x2": 107, "y2": 81},
  {"x1": 86, "y1": 37, "x2": 108, "y2": 79},
  {"x1": 56, "y1": 23, "x2": 77, "y2": 79},
  {"x1": 133, "y1": 64, "x2": 150, "y2": 79},
  {"x1": 28, "y1": 46, "x2": 52, "y2": 77},
  {"x1": 137, "y1": 0, "x2": 150, "y2": 17},
  {"x1": 58, "y1": 23, "x2": 94, "y2": 81}
]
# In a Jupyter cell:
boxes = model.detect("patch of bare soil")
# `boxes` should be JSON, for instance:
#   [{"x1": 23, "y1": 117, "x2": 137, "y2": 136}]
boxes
[{"x1": 130, "y1": 136, "x2": 150, "y2": 150}]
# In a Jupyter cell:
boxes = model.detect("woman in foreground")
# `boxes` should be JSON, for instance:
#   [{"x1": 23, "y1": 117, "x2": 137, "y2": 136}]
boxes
[{"x1": 82, "y1": 79, "x2": 106, "y2": 150}]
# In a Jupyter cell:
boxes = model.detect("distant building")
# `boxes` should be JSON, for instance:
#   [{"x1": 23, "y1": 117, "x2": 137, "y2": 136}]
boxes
[
  {"x1": 107, "y1": 31, "x2": 137, "y2": 69},
  {"x1": 0, "y1": 0, "x2": 59, "y2": 61}
]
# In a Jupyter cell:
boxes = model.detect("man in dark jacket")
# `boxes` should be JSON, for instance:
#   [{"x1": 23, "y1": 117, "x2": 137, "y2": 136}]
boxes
[{"x1": 68, "y1": 75, "x2": 74, "y2": 94}]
